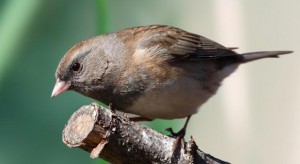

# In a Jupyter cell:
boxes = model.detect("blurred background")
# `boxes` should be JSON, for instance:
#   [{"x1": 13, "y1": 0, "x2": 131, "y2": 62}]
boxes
[{"x1": 0, "y1": 0, "x2": 298, "y2": 163}]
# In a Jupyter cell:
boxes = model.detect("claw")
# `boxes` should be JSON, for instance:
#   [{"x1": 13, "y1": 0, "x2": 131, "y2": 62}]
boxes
[
  {"x1": 109, "y1": 103, "x2": 116, "y2": 113},
  {"x1": 166, "y1": 116, "x2": 192, "y2": 155},
  {"x1": 165, "y1": 128, "x2": 177, "y2": 136}
]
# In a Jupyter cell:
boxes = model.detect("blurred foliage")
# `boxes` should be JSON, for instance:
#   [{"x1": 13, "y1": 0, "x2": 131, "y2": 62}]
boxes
[
  {"x1": 0, "y1": 0, "x2": 42, "y2": 83},
  {"x1": 0, "y1": 0, "x2": 180, "y2": 163},
  {"x1": 0, "y1": 0, "x2": 100, "y2": 163}
]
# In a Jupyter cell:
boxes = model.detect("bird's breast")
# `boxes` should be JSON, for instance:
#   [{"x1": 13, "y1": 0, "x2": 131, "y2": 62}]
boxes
[{"x1": 124, "y1": 77, "x2": 216, "y2": 119}]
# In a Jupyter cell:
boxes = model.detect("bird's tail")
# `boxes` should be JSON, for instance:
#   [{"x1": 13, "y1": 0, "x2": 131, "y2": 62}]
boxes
[{"x1": 241, "y1": 51, "x2": 292, "y2": 63}]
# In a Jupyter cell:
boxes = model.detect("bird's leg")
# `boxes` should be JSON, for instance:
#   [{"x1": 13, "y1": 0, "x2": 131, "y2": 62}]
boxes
[
  {"x1": 166, "y1": 115, "x2": 191, "y2": 154},
  {"x1": 108, "y1": 103, "x2": 116, "y2": 113}
]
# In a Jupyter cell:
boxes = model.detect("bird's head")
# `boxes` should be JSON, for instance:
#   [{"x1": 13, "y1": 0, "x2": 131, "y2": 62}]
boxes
[{"x1": 51, "y1": 37, "x2": 109, "y2": 98}]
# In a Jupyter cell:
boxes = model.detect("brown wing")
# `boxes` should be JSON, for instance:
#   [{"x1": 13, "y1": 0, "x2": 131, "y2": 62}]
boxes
[{"x1": 120, "y1": 25, "x2": 237, "y2": 61}]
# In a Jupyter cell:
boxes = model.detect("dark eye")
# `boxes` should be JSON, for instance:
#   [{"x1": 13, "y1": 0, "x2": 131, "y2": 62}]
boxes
[{"x1": 71, "y1": 62, "x2": 81, "y2": 72}]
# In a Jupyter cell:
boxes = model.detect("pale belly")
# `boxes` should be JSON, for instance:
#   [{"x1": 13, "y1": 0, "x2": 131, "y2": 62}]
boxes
[{"x1": 125, "y1": 78, "x2": 216, "y2": 119}]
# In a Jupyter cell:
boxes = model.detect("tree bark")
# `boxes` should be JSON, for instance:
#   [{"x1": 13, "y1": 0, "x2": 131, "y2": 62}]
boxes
[{"x1": 62, "y1": 103, "x2": 230, "y2": 164}]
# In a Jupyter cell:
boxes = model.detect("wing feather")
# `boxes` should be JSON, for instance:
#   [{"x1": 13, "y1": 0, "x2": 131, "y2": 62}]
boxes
[{"x1": 118, "y1": 25, "x2": 238, "y2": 61}]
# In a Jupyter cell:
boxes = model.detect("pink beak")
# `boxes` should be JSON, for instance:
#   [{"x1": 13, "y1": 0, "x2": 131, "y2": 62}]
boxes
[{"x1": 51, "y1": 78, "x2": 71, "y2": 98}]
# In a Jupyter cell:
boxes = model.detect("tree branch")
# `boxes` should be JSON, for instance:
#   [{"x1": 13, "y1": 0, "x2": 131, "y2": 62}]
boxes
[{"x1": 62, "y1": 103, "x2": 230, "y2": 164}]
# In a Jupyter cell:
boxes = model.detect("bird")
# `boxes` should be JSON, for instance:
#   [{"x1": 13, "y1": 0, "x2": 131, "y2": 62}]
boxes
[{"x1": 51, "y1": 25, "x2": 291, "y2": 143}]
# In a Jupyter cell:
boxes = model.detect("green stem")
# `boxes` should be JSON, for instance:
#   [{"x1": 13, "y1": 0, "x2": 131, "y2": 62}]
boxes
[
  {"x1": 0, "y1": 0, "x2": 42, "y2": 84},
  {"x1": 95, "y1": 0, "x2": 109, "y2": 34}
]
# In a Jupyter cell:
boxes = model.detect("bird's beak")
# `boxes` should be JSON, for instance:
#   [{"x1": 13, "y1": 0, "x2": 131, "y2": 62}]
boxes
[{"x1": 51, "y1": 78, "x2": 71, "y2": 98}]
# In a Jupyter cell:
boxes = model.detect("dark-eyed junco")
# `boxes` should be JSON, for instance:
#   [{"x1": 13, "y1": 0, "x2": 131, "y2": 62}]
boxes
[{"x1": 52, "y1": 25, "x2": 291, "y2": 139}]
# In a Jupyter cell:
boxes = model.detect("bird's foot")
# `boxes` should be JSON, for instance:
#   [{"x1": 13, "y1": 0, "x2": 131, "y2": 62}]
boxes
[
  {"x1": 166, "y1": 116, "x2": 191, "y2": 156},
  {"x1": 165, "y1": 127, "x2": 186, "y2": 137},
  {"x1": 108, "y1": 103, "x2": 116, "y2": 113},
  {"x1": 166, "y1": 127, "x2": 187, "y2": 156}
]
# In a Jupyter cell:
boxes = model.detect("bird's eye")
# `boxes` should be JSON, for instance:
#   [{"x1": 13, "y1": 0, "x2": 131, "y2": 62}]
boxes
[{"x1": 71, "y1": 62, "x2": 81, "y2": 72}]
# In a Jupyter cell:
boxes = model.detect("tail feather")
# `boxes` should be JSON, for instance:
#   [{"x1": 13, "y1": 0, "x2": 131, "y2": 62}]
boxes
[{"x1": 241, "y1": 51, "x2": 293, "y2": 63}]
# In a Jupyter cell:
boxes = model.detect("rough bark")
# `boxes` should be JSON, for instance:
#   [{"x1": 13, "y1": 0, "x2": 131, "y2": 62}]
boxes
[{"x1": 62, "y1": 103, "x2": 230, "y2": 164}]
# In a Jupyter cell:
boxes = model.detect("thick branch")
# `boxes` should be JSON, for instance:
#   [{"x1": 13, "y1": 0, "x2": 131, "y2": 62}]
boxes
[{"x1": 62, "y1": 103, "x2": 230, "y2": 164}]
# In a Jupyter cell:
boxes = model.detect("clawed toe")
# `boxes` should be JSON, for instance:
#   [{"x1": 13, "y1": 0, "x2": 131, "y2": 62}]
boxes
[
  {"x1": 166, "y1": 116, "x2": 191, "y2": 155},
  {"x1": 165, "y1": 127, "x2": 185, "y2": 138}
]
